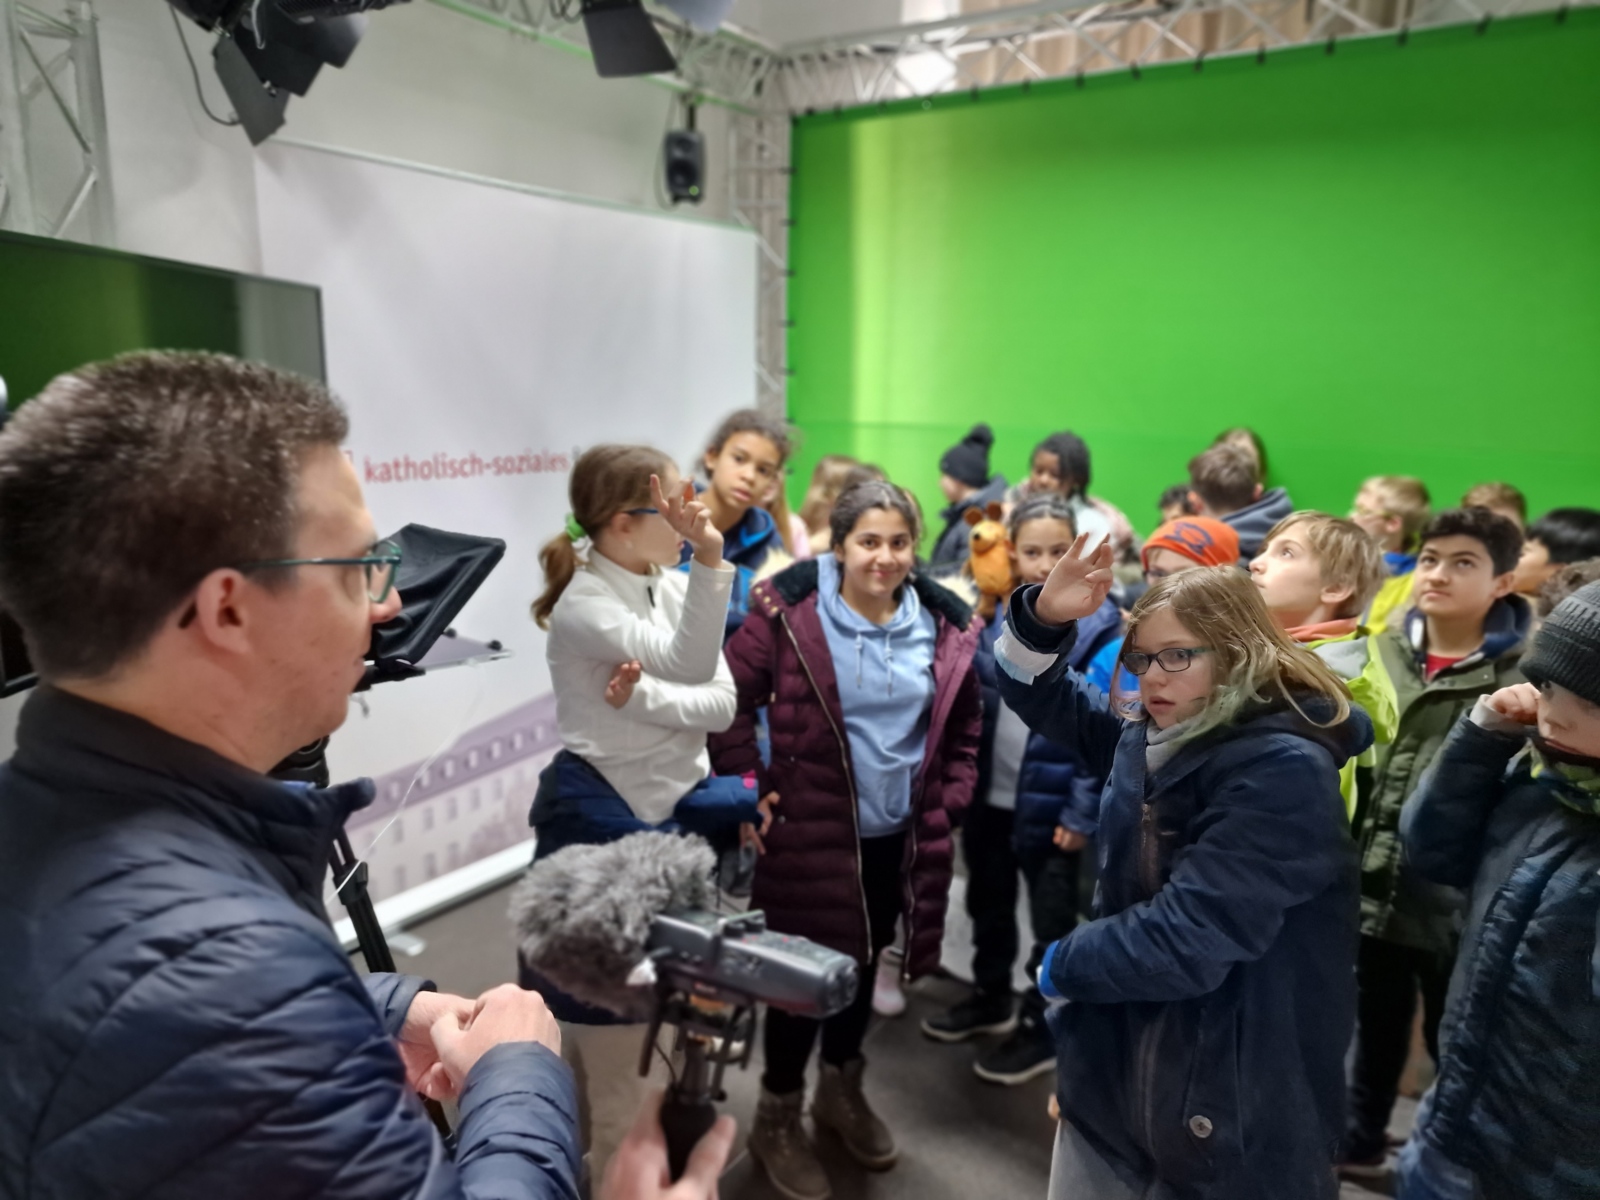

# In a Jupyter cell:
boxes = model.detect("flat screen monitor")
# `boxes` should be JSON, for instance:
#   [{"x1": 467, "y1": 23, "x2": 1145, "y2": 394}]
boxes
[{"x1": 0, "y1": 231, "x2": 327, "y2": 695}]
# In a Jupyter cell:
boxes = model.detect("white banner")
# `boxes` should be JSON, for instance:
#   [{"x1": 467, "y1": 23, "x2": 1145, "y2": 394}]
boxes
[{"x1": 254, "y1": 142, "x2": 756, "y2": 910}]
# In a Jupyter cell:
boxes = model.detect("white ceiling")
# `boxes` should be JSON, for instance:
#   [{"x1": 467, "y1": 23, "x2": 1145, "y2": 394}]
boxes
[{"x1": 725, "y1": 0, "x2": 962, "y2": 50}]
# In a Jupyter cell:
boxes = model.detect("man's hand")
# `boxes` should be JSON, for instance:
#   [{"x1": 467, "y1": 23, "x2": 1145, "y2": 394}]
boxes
[
  {"x1": 651, "y1": 474, "x2": 724, "y2": 569},
  {"x1": 1486, "y1": 682, "x2": 1540, "y2": 726},
  {"x1": 397, "y1": 990, "x2": 475, "y2": 1101},
  {"x1": 1035, "y1": 534, "x2": 1115, "y2": 626},
  {"x1": 741, "y1": 791, "x2": 779, "y2": 856},
  {"x1": 431, "y1": 983, "x2": 562, "y2": 1091},
  {"x1": 599, "y1": 1090, "x2": 736, "y2": 1200},
  {"x1": 1052, "y1": 826, "x2": 1087, "y2": 853},
  {"x1": 606, "y1": 660, "x2": 643, "y2": 710}
]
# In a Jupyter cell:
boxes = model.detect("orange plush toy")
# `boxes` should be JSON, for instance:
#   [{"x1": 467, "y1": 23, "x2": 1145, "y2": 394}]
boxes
[{"x1": 964, "y1": 501, "x2": 1014, "y2": 621}]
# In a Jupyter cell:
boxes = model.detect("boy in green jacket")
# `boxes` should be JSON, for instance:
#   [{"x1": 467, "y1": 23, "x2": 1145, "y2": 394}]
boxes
[{"x1": 1340, "y1": 507, "x2": 1528, "y2": 1177}]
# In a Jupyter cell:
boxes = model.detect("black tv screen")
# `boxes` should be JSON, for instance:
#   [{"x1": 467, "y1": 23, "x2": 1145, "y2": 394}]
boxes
[{"x1": 0, "y1": 231, "x2": 327, "y2": 694}]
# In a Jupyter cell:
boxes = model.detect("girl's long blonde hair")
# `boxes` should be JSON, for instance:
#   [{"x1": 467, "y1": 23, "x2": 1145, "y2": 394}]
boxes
[{"x1": 1120, "y1": 566, "x2": 1351, "y2": 741}]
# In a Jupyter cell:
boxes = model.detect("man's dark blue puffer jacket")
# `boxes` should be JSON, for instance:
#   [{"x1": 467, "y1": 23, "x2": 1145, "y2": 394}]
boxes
[{"x1": 0, "y1": 686, "x2": 581, "y2": 1200}]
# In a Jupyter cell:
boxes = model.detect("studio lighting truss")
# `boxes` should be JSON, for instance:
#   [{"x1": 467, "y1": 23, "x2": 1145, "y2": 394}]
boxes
[{"x1": 0, "y1": 0, "x2": 114, "y2": 244}]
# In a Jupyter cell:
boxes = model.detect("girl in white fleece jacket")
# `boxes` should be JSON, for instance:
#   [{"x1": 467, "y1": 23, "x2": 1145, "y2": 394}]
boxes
[{"x1": 524, "y1": 443, "x2": 771, "y2": 1179}]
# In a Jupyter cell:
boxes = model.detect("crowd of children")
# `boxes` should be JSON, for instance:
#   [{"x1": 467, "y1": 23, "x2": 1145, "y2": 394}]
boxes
[{"x1": 526, "y1": 412, "x2": 1600, "y2": 1200}]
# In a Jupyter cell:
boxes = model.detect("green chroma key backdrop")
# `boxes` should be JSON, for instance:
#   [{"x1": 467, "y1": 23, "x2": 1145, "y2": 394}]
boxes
[{"x1": 785, "y1": 12, "x2": 1600, "y2": 543}]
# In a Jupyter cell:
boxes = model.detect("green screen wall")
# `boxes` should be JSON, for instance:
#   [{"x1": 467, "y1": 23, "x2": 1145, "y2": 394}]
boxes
[{"x1": 786, "y1": 12, "x2": 1600, "y2": 544}]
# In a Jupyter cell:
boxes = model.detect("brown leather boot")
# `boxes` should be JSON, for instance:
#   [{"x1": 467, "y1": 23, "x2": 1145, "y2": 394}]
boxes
[
  {"x1": 748, "y1": 1086, "x2": 832, "y2": 1200},
  {"x1": 810, "y1": 1058, "x2": 898, "y2": 1170}
]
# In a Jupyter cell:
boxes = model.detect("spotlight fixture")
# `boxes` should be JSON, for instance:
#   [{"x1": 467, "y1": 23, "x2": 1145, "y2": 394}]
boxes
[
  {"x1": 579, "y1": 0, "x2": 676, "y2": 78},
  {"x1": 167, "y1": 0, "x2": 406, "y2": 142}
]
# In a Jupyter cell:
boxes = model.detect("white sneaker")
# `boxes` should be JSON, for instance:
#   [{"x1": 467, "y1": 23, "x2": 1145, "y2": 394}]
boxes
[{"x1": 872, "y1": 955, "x2": 906, "y2": 1017}]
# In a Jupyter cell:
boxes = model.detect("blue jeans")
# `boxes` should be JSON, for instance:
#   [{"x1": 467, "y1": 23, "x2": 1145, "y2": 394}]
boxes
[{"x1": 1395, "y1": 1089, "x2": 1475, "y2": 1200}]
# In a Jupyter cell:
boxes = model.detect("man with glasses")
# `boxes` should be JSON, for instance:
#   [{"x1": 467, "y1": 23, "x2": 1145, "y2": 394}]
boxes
[{"x1": 0, "y1": 353, "x2": 729, "y2": 1199}]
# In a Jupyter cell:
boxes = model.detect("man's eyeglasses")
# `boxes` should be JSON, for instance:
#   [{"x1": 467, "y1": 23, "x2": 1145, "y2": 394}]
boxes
[
  {"x1": 1121, "y1": 646, "x2": 1213, "y2": 676},
  {"x1": 624, "y1": 507, "x2": 661, "y2": 517},
  {"x1": 235, "y1": 539, "x2": 404, "y2": 604}
]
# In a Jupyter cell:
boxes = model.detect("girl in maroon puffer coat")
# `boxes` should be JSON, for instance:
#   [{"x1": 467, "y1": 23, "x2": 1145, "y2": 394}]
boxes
[{"x1": 711, "y1": 480, "x2": 983, "y2": 1200}]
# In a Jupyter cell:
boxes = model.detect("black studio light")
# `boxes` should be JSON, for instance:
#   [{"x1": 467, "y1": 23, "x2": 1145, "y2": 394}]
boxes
[
  {"x1": 580, "y1": 0, "x2": 676, "y2": 78},
  {"x1": 575, "y1": 0, "x2": 736, "y2": 79},
  {"x1": 168, "y1": 0, "x2": 408, "y2": 144}
]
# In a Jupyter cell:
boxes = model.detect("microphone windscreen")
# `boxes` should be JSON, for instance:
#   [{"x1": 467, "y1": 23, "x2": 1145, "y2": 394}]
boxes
[{"x1": 510, "y1": 831, "x2": 716, "y2": 1019}]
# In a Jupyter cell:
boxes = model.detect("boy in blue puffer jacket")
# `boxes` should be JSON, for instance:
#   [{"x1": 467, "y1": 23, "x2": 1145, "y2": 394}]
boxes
[
  {"x1": 922, "y1": 496, "x2": 1120, "y2": 1086},
  {"x1": 1395, "y1": 578, "x2": 1600, "y2": 1200}
]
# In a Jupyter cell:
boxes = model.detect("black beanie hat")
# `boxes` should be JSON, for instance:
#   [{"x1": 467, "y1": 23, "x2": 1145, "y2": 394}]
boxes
[
  {"x1": 1521, "y1": 580, "x2": 1600, "y2": 707},
  {"x1": 940, "y1": 424, "x2": 994, "y2": 490}
]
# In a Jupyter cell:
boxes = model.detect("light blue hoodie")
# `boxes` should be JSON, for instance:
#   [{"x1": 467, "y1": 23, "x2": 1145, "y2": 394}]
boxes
[{"x1": 815, "y1": 555, "x2": 937, "y2": 837}]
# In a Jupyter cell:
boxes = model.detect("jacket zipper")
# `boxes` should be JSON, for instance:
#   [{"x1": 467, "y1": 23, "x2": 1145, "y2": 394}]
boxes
[
  {"x1": 1139, "y1": 800, "x2": 1161, "y2": 897},
  {"x1": 779, "y1": 612, "x2": 873, "y2": 961}
]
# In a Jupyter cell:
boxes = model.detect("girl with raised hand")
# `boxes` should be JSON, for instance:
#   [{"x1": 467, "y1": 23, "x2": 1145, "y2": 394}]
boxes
[
  {"x1": 996, "y1": 539, "x2": 1372, "y2": 1200},
  {"x1": 922, "y1": 494, "x2": 1115, "y2": 1088},
  {"x1": 524, "y1": 444, "x2": 772, "y2": 1181},
  {"x1": 711, "y1": 480, "x2": 983, "y2": 1200}
]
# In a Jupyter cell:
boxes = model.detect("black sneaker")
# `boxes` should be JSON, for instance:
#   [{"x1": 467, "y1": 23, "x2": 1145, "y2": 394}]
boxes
[
  {"x1": 920, "y1": 992, "x2": 1016, "y2": 1043},
  {"x1": 973, "y1": 1011, "x2": 1056, "y2": 1085}
]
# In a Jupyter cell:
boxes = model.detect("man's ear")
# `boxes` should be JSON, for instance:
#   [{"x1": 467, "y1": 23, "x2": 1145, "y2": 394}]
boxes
[
  {"x1": 184, "y1": 569, "x2": 253, "y2": 653},
  {"x1": 1490, "y1": 570, "x2": 1518, "y2": 601},
  {"x1": 1252, "y1": 483, "x2": 1264, "y2": 501},
  {"x1": 1187, "y1": 490, "x2": 1205, "y2": 515}
]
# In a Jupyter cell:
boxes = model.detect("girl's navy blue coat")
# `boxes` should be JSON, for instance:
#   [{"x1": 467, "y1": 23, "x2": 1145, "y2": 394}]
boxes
[
  {"x1": 973, "y1": 595, "x2": 1121, "y2": 858},
  {"x1": 998, "y1": 586, "x2": 1371, "y2": 1200}
]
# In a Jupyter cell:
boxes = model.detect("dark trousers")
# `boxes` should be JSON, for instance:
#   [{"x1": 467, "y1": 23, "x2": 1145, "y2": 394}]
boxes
[
  {"x1": 1347, "y1": 933, "x2": 1453, "y2": 1155},
  {"x1": 762, "y1": 832, "x2": 905, "y2": 1095},
  {"x1": 964, "y1": 802, "x2": 1082, "y2": 1011}
]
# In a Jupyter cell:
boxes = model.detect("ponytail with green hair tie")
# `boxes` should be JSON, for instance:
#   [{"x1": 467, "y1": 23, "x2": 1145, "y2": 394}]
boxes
[{"x1": 565, "y1": 513, "x2": 587, "y2": 542}]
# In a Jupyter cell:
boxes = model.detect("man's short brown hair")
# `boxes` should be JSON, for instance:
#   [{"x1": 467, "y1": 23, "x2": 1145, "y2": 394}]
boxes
[
  {"x1": 1187, "y1": 444, "x2": 1259, "y2": 515},
  {"x1": 0, "y1": 352, "x2": 349, "y2": 680},
  {"x1": 1262, "y1": 511, "x2": 1386, "y2": 620},
  {"x1": 1361, "y1": 475, "x2": 1431, "y2": 550}
]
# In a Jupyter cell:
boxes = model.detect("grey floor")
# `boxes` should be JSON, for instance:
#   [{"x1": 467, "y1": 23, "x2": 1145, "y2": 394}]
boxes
[{"x1": 390, "y1": 880, "x2": 1411, "y2": 1199}]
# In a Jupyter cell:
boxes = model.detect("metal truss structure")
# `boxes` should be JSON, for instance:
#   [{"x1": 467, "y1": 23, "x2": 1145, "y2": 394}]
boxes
[
  {"x1": 765, "y1": 0, "x2": 1589, "y2": 112},
  {"x1": 0, "y1": 0, "x2": 112, "y2": 243}
]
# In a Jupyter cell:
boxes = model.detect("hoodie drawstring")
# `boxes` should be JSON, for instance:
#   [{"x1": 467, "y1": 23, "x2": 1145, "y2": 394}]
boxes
[{"x1": 852, "y1": 629, "x2": 901, "y2": 697}]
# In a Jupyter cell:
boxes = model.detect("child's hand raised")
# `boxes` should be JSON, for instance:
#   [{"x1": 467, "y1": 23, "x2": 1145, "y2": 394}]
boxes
[
  {"x1": 650, "y1": 474, "x2": 725, "y2": 569},
  {"x1": 1486, "y1": 682, "x2": 1540, "y2": 726},
  {"x1": 1035, "y1": 534, "x2": 1115, "y2": 626}
]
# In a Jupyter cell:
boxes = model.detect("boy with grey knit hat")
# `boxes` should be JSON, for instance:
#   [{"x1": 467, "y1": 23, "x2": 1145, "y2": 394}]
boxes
[{"x1": 1395, "y1": 578, "x2": 1600, "y2": 1200}]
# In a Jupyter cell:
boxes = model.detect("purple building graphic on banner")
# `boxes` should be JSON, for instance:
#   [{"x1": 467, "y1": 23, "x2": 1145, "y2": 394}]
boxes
[{"x1": 343, "y1": 692, "x2": 562, "y2": 903}]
